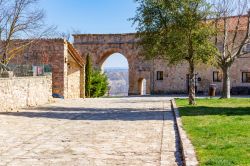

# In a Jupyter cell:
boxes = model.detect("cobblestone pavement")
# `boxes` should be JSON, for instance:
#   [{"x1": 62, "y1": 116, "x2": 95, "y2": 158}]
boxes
[{"x1": 0, "y1": 97, "x2": 182, "y2": 166}]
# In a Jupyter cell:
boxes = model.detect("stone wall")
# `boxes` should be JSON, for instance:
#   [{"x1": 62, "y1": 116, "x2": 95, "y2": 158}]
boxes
[
  {"x1": 73, "y1": 33, "x2": 250, "y2": 95},
  {"x1": 0, "y1": 76, "x2": 52, "y2": 110},
  {"x1": 8, "y1": 39, "x2": 66, "y2": 97},
  {"x1": 6, "y1": 39, "x2": 85, "y2": 99},
  {"x1": 198, "y1": 56, "x2": 250, "y2": 94},
  {"x1": 146, "y1": 55, "x2": 250, "y2": 95},
  {"x1": 66, "y1": 43, "x2": 85, "y2": 98},
  {"x1": 73, "y1": 33, "x2": 146, "y2": 95},
  {"x1": 67, "y1": 53, "x2": 81, "y2": 98}
]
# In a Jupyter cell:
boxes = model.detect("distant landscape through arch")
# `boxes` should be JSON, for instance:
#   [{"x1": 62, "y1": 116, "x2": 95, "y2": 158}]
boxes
[
  {"x1": 73, "y1": 33, "x2": 152, "y2": 95},
  {"x1": 102, "y1": 53, "x2": 129, "y2": 96}
]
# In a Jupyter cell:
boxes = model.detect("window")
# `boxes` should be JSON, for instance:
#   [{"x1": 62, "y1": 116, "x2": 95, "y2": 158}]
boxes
[
  {"x1": 243, "y1": 44, "x2": 250, "y2": 53},
  {"x1": 157, "y1": 71, "x2": 163, "y2": 80},
  {"x1": 213, "y1": 71, "x2": 222, "y2": 82},
  {"x1": 242, "y1": 72, "x2": 250, "y2": 83},
  {"x1": 217, "y1": 42, "x2": 224, "y2": 53}
]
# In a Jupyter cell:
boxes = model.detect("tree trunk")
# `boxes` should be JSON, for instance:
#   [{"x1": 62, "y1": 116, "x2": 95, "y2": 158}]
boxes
[
  {"x1": 189, "y1": 62, "x2": 196, "y2": 105},
  {"x1": 85, "y1": 54, "x2": 92, "y2": 98},
  {"x1": 2, "y1": 53, "x2": 6, "y2": 64},
  {"x1": 222, "y1": 65, "x2": 231, "y2": 98}
]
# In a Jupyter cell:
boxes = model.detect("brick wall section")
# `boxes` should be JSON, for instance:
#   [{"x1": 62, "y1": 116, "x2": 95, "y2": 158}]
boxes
[
  {"x1": 8, "y1": 39, "x2": 66, "y2": 96},
  {"x1": 6, "y1": 39, "x2": 85, "y2": 98},
  {"x1": 0, "y1": 76, "x2": 52, "y2": 110}
]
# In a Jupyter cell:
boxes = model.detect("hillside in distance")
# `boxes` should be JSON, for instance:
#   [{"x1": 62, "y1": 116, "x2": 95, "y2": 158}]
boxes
[{"x1": 104, "y1": 68, "x2": 129, "y2": 96}]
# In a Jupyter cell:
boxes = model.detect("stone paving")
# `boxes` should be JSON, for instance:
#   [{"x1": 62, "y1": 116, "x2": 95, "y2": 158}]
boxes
[{"x1": 0, "y1": 97, "x2": 182, "y2": 166}]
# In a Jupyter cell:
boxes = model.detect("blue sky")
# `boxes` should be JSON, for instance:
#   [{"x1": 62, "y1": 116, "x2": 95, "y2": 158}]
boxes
[
  {"x1": 39, "y1": 0, "x2": 136, "y2": 69},
  {"x1": 40, "y1": 0, "x2": 137, "y2": 34},
  {"x1": 102, "y1": 53, "x2": 128, "y2": 69}
]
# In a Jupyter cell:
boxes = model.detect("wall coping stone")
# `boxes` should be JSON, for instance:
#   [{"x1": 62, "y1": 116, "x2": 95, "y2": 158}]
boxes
[
  {"x1": 0, "y1": 75, "x2": 51, "y2": 81},
  {"x1": 171, "y1": 99, "x2": 199, "y2": 166}
]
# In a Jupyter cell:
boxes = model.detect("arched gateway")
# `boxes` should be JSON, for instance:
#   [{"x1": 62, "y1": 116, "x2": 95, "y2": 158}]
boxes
[
  {"x1": 73, "y1": 33, "x2": 250, "y2": 96},
  {"x1": 73, "y1": 33, "x2": 152, "y2": 95}
]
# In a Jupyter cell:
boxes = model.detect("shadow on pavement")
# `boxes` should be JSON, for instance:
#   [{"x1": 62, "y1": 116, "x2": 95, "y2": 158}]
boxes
[{"x1": 0, "y1": 106, "x2": 172, "y2": 121}]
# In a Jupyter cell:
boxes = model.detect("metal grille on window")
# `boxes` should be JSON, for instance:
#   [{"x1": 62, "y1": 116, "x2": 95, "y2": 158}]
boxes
[
  {"x1": 157, "y1": 71, "x2": 163, "y2": 80},
  {"x1": 213, "y1": 71, "x2": 222, "y2": 82},
  {"x1": 242, "y1": 72, "x2": 250, "y2": 83}
]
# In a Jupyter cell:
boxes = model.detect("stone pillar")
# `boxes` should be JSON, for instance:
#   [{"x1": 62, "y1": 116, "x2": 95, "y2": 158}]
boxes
[
  {"x1": 146, "y1": 78, "x2": 151, "y2": 95},
  {"x1": 128, "y1": 69, "x2": 139, "y2": 95},
  {"x1": 51, "y1": 42, "x2": 66, "y2": 98}
]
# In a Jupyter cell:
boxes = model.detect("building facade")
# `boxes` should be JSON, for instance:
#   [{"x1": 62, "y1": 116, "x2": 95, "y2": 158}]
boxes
[
  {"x1": 73, "y1": 33, "x2": 250, "y2": 95},
  {"x1": 2, "y1": 16, "x2": 249, "y2": 97},
  {"x1": 5, "y1": 39, "x2": 85, "y2": 98}
]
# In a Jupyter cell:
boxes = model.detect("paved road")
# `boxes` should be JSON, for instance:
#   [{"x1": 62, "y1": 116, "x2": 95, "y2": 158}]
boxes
[{"x1": 0, "y1": 97, "x2": 182, "y2": 166}]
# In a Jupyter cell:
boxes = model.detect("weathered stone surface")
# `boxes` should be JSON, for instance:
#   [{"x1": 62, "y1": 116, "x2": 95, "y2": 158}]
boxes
[
  {"x1": 171, "y1": 100, "x2": 199, "y2": 166},
  {"x1": 73, "y1": 33, "x2": 250, "y2": 95},
  {"x1": 0, "y1": 76, "x2": 52, "y2": 111},
  {"x1": 0, "y1": 97, "x2": 182, "y2": 165},
  {"x1": 6, "y1": 39, "x2": 85, "y2": 99},
  {"x1": 73, "y1": 34, "x2": 152, "y2": 95}
]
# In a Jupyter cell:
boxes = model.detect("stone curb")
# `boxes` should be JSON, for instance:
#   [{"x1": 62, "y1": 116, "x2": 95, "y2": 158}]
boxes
[{"x1": 170, "y1": 99, "x2": 199, "y2": 166}]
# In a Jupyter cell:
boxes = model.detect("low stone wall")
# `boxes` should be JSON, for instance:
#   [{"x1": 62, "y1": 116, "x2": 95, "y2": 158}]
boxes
[
  {"x1": 171, "y1": 99, "x2": 199, "y2": 166},
  {"x1": 0, "y1": 76, "x2": 52, "y2": 111}
]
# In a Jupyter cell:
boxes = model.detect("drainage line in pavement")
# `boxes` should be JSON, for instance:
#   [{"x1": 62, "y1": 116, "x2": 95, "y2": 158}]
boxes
[{"x1": 159, "y1": 101, "x2": 166, "y2": 166}]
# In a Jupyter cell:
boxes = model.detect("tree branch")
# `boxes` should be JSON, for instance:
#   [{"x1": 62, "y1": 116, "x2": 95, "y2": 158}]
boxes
[{"x1": 233, "y1": 11, "x2": 250, "y2": 60}]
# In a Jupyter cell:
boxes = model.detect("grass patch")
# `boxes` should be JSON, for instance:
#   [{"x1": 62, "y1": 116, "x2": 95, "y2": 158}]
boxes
[{"x1": 176, "y1": 98, "x2": 250, "y2": 166}]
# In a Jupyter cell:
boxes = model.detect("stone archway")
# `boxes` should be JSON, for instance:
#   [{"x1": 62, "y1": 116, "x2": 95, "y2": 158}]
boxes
[
  {"x1": 97, "y1": 49, "x2": 129, "y2": 67},
  {"x1": 73, "y1": 33, "x2": 152, "y2": 95},
  {"x1": 102, "y1": 52, "x2": 129, "y2": 96}
]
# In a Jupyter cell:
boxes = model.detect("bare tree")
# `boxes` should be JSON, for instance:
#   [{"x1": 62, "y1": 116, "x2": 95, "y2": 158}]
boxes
[
  {"x1": 60, "y1": 31, "x2": 71, "y2": 41},
  {"x1": 0, "y1": 0, "x2": 56, "y2": 72},
  {"x1": 0, "y1": 0, "x2": 7, "y2": 43},
  {"x1": 59, "y1": 29, "x2": 82, "y2": 42},
  {"x1": 211, "y1": 0, "x2": 250, "y2": 98}
]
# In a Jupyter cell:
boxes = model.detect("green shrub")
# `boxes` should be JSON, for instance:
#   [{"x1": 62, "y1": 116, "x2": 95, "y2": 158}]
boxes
[
  {"x1": 85, "y1": 54, "x2": 108, "y2": 98},
  {"x1": 90, "y1": 70, "x2": 108, "y2": 98},
  {"x1": 85, "y1": 54, "x2": 92, "y2": 98}
]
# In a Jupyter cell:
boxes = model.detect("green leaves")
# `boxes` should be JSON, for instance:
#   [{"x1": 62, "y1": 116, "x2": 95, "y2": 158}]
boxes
[
  {"x1": 90, "y1": 70, "x2": 109, "y2": 98},
  {"x1": 85, "y1": 54, "x2": 92, "y2": 98},
  {"x1": 133, "y1": 0, "x2": 217, "y2": 66},
  {"x1": 85, "y1": 54, "x2": 108, "y2": 98},
  {"x1": 132, "y1": 0, "x2": 217, "y2": 104}
]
